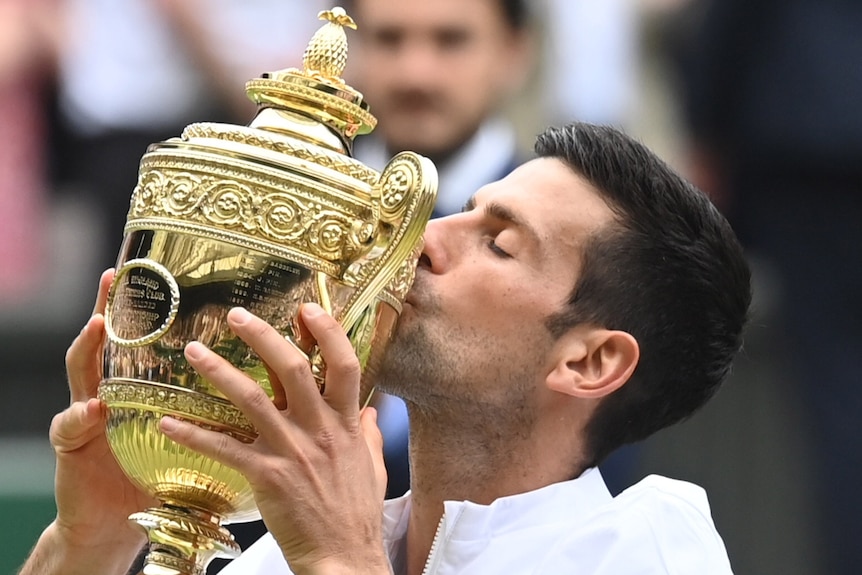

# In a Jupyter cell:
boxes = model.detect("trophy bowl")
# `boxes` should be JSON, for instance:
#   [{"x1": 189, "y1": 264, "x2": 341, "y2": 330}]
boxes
[{"x1": 96, "y1": 9, "x2": 437, "y2": 575}]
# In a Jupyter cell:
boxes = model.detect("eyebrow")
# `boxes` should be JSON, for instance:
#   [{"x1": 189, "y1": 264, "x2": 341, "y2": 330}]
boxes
[{"x1": 463, "y1": 196, "x2": 541, "y2": 243}]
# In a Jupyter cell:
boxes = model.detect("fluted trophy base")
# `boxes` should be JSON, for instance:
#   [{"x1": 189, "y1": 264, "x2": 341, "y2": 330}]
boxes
[{"x1": 132, "y1": 506, "x2": 240, "y2": 575}]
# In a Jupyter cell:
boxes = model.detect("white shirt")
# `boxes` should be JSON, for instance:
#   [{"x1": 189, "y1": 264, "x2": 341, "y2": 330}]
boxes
[{"x1": 220, "y1": 469, "x2": 733, "y2": 574}]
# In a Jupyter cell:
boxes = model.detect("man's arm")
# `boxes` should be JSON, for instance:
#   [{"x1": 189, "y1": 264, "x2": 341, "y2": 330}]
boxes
[{"x1": 19, "y1": 522, "x2": 143, "y2": 575}]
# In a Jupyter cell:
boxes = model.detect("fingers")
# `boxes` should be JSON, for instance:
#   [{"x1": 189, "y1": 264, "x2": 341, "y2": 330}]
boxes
[
  {"x1": 159, "y1": 416, "x2": 250, "y2": 471},
  {"x1": 50, "y1": 398, "x2": 105, "y2": 454},
  {"x1": 66, "y1": 314, "x2": 106, "y2": 403},
  {"x1": 229, "y1": 307, "x2": 327, "y2": 413},
  {"x1": 64, "y1": 270, "x2": 113, "y2": 404},
  {"x1": 360, "y1": 407, "x2": 388, "y2": 501},
  {"x1": 184, "y1": 340, "x2": 288, "y2": 434},
  {"x1": 92, "y1": 268, "x2": 115, "y2": 316},
  {"x1": 299, "y1": 304, "x2": 361, "y2": 417},
  {"x1": 183, "y1": 305, "x2": 362, "y2": 434}
]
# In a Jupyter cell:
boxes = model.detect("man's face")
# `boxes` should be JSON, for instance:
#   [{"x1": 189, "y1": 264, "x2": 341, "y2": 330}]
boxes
[
  {"x1": 375, "y1": 158, "x2": 617, "y2": 418},
  {"x1": 347, "y1": 0, "x2": 527, "y2": 162}
]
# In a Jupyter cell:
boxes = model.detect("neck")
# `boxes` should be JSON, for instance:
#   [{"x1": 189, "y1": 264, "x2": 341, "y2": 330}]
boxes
[{"x1": 400, "y1": 401, "x2": 587, "y2": 575}]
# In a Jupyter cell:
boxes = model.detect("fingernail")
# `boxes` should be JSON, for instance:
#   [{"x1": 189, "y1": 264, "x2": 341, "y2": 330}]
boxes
[
  {"x1": 82, "y1": 314, "x2": 99, "y2": 333},
  {"x1": 366, "y1": 406, "x2": 378, "y2": 422},
  {"x1": 160, "y1": 416, "x2": 178, "y2": 432},
  {"x1": 185, "y1": 341, "x2": 205, "y2": 360},
  {"x1": 302, "y1": 302, "x2": 325, "y2": 319},
  {"x1": 229, "y1": 307, "x2": 252, "y2": 324}
]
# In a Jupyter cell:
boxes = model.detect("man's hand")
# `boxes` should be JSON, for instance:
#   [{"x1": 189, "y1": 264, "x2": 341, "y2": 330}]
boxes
[
  {"x1": 160, "y1": 304, "x2": 391, "y2": 575},
  {"x1": 20, "y1": 270, "x2": 156, "y2": 575}
]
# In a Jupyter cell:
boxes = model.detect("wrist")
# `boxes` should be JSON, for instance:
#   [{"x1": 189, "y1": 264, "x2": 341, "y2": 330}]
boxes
[{"x1": 20, "y1": 520, "x2": 145, "y2": 575}]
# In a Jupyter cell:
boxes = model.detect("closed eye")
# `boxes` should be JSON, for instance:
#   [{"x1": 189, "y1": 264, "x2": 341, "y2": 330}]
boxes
[{"x1": 487, "y1": 237, "x2": 512, "y2": 258}]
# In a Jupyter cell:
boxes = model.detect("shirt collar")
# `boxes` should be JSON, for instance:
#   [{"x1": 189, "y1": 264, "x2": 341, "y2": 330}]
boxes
[{"x1": 381, "y1": 467, "x2": 612, "y2": 550}]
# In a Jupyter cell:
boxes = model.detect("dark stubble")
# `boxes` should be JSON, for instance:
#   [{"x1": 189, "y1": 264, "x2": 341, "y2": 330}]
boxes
[{"x1": 369, "y1": 291, "x2": 540, "y2": 443}]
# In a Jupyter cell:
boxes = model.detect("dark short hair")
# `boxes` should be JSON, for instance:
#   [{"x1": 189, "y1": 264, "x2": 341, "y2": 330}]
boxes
[
  {"x1": 536, "y1": 123, "x2": 752, "y2": 468},
  {"x1": 340, "y1": 0, "x2": 530, "y2": 30}
]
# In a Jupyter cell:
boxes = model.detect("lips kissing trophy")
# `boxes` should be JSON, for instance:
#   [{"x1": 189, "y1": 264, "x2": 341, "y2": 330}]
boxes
[{"x1": 96, "y1": 8, "x2": 437, "y2": 575}]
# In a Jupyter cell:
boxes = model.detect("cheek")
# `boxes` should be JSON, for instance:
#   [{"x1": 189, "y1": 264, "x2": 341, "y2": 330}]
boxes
[
  {"x1": 355, "y1": 66, "x2": 396, "y2": 96},
  {"x1": 445, "y1": 49, "x2": 508, "y2": 90},
  {"x1": 443, "y1": 304, "x2": 555, "y2": 391},
  {"x1": 448, "y1": 281, "x2": 548, "y2": 332}
]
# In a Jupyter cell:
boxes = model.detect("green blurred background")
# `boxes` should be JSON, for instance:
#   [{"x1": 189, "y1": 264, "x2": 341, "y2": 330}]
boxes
[{"x1": 1, "y1": 439, "x2": 57, "y2": 574}]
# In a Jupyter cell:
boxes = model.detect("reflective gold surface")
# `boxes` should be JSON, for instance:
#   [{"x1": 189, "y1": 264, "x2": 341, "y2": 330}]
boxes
[{"x1": 96, "y1": 8, "x2": 437, "y2": 574}]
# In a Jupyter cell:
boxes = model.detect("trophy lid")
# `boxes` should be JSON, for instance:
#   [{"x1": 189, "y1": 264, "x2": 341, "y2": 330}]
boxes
[
  {"x1": 245, "y1": 7, "x2": 377, "y2": 149},
  {"x1": 125, "y1": 5, "x2": 437, "y2": 322}
]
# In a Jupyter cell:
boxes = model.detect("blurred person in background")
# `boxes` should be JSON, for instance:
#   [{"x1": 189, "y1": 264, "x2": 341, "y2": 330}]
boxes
[
  {"x1": 676, "y1": 0, "x2": 862, "y2": 572},
  {"x1": 0, "y1": 0, "x2": 61, "y2": 303},
  {"x1": 339, "y1": 0, "x2": 534, "y2": 499},
  {"x1": 53, "y1": 0, "x2": 327, "y2": 274},
  {"x1": 344, "y1": 0, "x2": 533, "y2": 218}
]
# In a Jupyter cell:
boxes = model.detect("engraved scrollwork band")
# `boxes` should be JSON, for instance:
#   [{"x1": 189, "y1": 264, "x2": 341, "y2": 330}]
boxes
[
  {"x1": 127, "y1": 153, "x2": 379, "y2": 276},
  {"x1": 146, "y1": 551, "x2": 202, "y2": 575},
  {"x1": 99, "y1": 381, "x2": 256, "y2": 439},
  {"x1": 245, "y1": 77, "x2": 376, "y2": 137}
]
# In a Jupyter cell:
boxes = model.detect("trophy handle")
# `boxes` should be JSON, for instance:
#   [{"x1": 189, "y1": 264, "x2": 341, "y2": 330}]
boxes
[
  {"x1": 299, "y1": 153, "x2": 435, "y2": 394},
  {"x1": 337, "y1": 151, "x2": 437, "y2": 332}
]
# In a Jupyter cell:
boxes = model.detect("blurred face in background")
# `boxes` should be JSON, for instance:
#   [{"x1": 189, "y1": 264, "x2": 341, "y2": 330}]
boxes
[{"x1": 347, "y1": 0, "x2": 530, "y2": 164}]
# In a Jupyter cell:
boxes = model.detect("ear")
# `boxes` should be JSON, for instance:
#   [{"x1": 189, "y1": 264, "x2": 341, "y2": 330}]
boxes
[{"x1": 546, "y1": 328, "x2": 639, "y2": 399}]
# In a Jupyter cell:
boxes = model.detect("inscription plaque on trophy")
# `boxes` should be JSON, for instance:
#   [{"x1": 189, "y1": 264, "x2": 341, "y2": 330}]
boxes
[{"x1": 107, "y1": 259, "x2": 180, "y2": 346}]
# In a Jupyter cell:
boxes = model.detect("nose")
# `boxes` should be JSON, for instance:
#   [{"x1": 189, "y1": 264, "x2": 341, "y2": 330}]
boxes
[
  {"x1": 418, "y1": 212, "x2": 469, "y2": 274},
  {"x1": 396, "y1": 40, "x2": 443, "y2": 88},
  {"x1": 418, "y1": 217, "x2": 449, "y2": 274}
]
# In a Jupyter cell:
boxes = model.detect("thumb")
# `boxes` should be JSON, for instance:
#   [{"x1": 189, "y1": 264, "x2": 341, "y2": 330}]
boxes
[
  {"x1": 66, "y1": 314, "x2": 106, "y2": 403},
  {"x1": 50, "y1": 398, "x2": 105, "y2": 453},
  {"x1": 360, "y1": 406, "x2": 388, "y2": 500}
]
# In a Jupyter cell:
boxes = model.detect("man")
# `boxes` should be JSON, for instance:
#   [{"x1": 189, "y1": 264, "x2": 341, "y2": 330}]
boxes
[
  {"x1": 20, "y1": 123, "x2": 751, "y2": 574},
  {"x1": 342, "y1": 0, "x2": 533, "y2": 497}
]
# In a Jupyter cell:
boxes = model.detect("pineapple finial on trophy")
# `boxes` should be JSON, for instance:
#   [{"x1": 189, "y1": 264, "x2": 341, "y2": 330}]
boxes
[
  {"x1": 245, "y1": 5, "x2": 376, "y2": 145},
  {"x1": 302, "y1": 8, "x2": 357, "y2": 85}
]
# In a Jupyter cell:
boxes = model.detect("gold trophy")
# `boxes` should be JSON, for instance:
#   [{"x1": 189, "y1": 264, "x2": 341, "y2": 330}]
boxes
[{"x1": 97, "y1": 8, "x2": 437, "y2": 575}]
